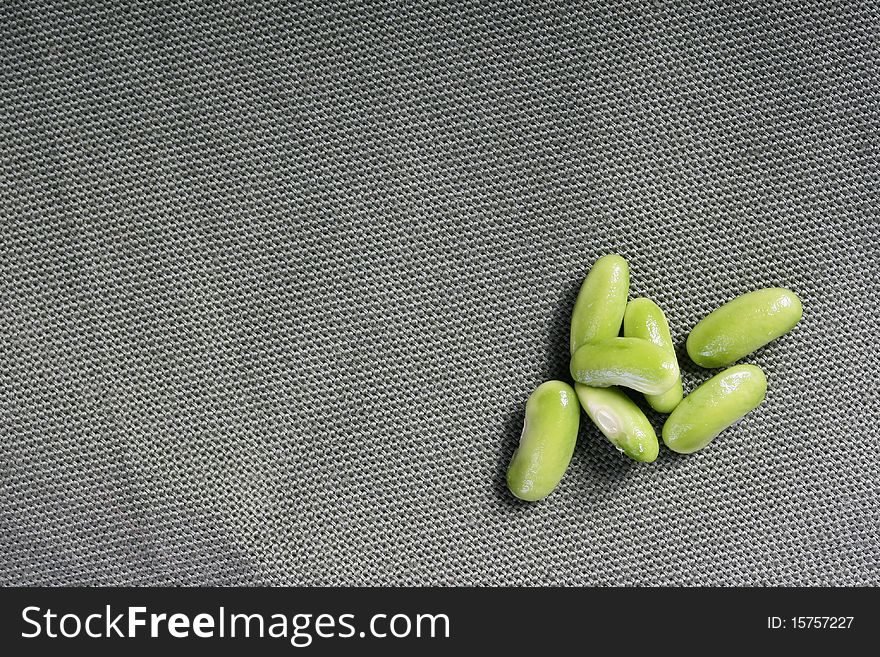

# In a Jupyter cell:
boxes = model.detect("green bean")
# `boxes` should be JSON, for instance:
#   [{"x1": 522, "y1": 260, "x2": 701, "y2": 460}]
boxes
[
  {"x1": 507, "y1": 381, "x2": 580, "y2": 501},
  {"x1": 575, "y1": 384, "x2": 658, "y2": 462},
  {"x1": 570, "y1": 337, "x2": 679, "y2": 395},
  {"x1": 662, "y1": 364, "x2": 767, "y2": 454},
  {"x1": 687, "y1": 288, "x2": 803, "y2": 368},
  {"x1": 569, "y1": 254, "x2": 629, "y2": 354},
  {"x1": 623, "y1": 298, "x2": 684, "y2": 413}
]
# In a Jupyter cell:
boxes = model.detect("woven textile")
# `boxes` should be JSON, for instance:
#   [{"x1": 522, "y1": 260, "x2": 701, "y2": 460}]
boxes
[{"x1": 1, "y1": 0, "x2": 877, "y2": 586}]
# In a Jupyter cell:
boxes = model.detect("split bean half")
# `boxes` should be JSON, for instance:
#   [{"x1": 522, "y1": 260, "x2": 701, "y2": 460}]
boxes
[
  {"x1": 570, "y1": 337, "x2": 679, "y2": 395},
  {"x1": 575, "y1": 384, "x2": 659, "y2": 462},
  {"x1": 569, "y1": 254, "x2": 629, "y2": 354},
  {"x1": 507, "y1": 381, "x2": 580, "y2": 501},
  {"x1": 686, "y1": 287, "x2": 803, "y2": 368},
  {"x1": 662, "y1": 364, "x2": 767, "y2": 454},
  {"x1": 623, "y1": 298, "x2": 683, "y2": 413}
]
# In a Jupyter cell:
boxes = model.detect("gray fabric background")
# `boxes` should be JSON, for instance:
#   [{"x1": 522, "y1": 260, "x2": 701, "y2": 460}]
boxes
[{"x1": 1, "y1": 0, "x2": 877, "y2": 586}]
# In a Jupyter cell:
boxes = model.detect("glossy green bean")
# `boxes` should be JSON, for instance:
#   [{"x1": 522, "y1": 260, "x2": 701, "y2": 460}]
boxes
[
  {"x1": 570, "y1": 337, "x2": 679, "y2": 395},
  {"x1": 687, "y1": 288, "x2": 803, "y2": 368},
  {"x1": 623, "y1": 298, "x2": 684, "y2": 413},
  {"x1": 662, "y1": 364, "x2": 767, "y2": 454},
  {"x1": 569, "y1": 254, "x2": 629, "y2": 354},
  {"x1": 575, "y1": 384, "x2": 658, "y2": 462},
  {"x1": 507, "y1": 381, "x2": 580, "y2": 501}
]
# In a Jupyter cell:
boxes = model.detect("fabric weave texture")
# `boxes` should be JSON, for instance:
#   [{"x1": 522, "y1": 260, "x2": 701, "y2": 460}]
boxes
[{"x1": 1, "y1": 0, "x2": 878, "y2": 586}]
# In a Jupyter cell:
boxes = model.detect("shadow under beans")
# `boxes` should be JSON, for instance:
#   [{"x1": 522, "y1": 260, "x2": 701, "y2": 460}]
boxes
[
  {"x1": 493, "y1": 407, "x2": 525, "y2": 507},
  {"x1": 539, "y1": 278, "x2": 582, "y2": 383},
  {"x1": 675, "y1": 336, "x2": 707, "y2": 390},
  {"x1": 675, "y1": 335, "x2": 773, "y2": 384},
  {"x1": 567, "y1": 423, "x2": 638, "y2": 492}
]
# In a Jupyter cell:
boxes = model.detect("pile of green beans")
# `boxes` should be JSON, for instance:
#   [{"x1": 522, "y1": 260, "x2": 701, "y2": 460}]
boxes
[{"x1": 507, "y1": 255, "x2": 803, "y2": 501}]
